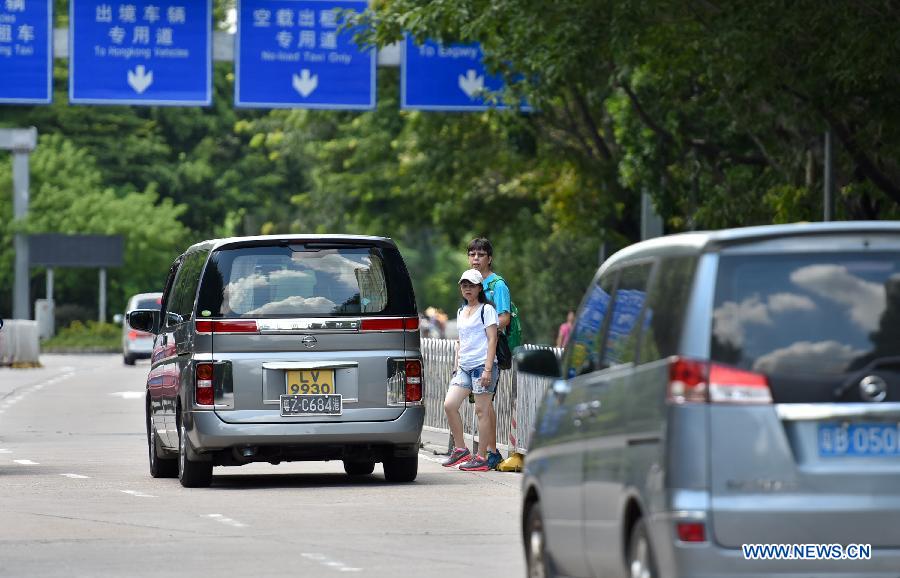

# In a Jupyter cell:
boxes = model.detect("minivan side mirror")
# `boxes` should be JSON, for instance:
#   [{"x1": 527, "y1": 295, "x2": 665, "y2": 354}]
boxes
[
  {"x1": 128, "y1": 310, "x2": 159, "y2": 334},
  {"x1": 515, "y1": 347, "x2": 561, "y2": 379}
]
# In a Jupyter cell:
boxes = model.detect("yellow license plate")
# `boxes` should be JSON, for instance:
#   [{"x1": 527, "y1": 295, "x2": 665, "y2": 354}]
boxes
[{"x1": 286, "y1": 369, "x2": 335, "y2": 395}]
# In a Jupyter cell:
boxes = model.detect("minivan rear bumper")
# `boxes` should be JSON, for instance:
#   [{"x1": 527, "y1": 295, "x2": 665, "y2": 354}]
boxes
[
  {"x1": 651, "y1": 516, "x2": 900, "y2": 577},
  {"x1": 186, "y1": 406, "x2": 425, "y2": 451}
]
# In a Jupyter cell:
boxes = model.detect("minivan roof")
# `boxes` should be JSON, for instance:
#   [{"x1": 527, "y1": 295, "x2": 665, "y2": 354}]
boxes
[
  {"x1": 601, "y1": 221, "x2": 900, "y2": 273},
  {"x1": 184, "y1": 234, "x2": 398, "y2": 254}
]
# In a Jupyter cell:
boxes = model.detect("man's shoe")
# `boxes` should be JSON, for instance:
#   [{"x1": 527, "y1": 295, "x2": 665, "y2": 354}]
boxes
[
  {"x1": 486, "y1": 449, "x2": 503, "y2": 470},
  {"x1": 442, "y1": 447, "x2": 471, "y2": 467},
  {"x1": 458, "y1": 455, "x2": 490, "y2": 472}
]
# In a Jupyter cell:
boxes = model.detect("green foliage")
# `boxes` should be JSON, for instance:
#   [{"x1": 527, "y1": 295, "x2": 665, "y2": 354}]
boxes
[{"x1": 42, "y1": 320, "x2": 120, "y2": 352}]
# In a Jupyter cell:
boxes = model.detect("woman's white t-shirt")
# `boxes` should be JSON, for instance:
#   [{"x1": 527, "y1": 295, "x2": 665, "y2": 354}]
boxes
[{"x1": 457, "y1": 303, "x2": 498, "y2": 370}]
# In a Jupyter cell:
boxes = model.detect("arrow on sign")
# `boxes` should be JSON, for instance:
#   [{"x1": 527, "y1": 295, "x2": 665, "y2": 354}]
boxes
[
  {"x1": 127, "y1": 65, "x2": 153, "y2": 94},
  {"x1": 458, "y1": 69, "x2": 484, "y2": 99},
  {"x1": 292, "y1": 69, "x2": 319, "y2": 98}
]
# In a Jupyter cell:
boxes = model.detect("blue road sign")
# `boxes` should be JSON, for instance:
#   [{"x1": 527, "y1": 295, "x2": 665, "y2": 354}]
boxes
[
  {"x1": 402, "y1": 37, "x2": 527, "y2": 112},
  {"x1": 69, "y1": 0, "x2": 211, "y2": 106},
  {"x1": 236, "y1": 0, "x2": 374, "y2": 110},
  {"x1": 0, "y1": 0, "x2": 52, "y2": 104}
]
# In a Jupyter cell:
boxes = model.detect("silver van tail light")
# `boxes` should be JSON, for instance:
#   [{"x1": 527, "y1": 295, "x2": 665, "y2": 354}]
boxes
[
  {"x1": 195, "y1": 362, "x2": 215, "y2": 406},
  {"x1": 195, "y1": 320, "x2": 259, "y2": 334},
  {"x1": 387, "y1": 358, "x2": 424, "y2": 407},
  {"x1": 668, "y1": 357, "x2": 772, "y2": 405},
  {"x1": 404, "y1": 360, "x2": 423, "y2": 403},
  {"x1": 361, "y1": 317, "x2": 419, "y2": 331}
]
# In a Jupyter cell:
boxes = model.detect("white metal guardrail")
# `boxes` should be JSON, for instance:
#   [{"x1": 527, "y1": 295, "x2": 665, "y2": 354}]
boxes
[
  {"x1": 421, "y1": 338, "x2": 560, "y2": 454},
  {"x1": 0, "y1": 320, "x2": 40, "y2": 366}
]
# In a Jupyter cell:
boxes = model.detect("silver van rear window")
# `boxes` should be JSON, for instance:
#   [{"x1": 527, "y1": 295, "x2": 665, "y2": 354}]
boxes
[
  {"x1": 198, "y1": 245, "x2": 395, "y2": 317},
  {"x1": 712, "y1": 252, "x2": 900, "y2": 376}
]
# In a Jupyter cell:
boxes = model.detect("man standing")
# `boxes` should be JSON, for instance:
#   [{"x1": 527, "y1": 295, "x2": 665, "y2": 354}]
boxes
[{"x1": 466, "y1": 237, "x2": 509, "y2": 470}]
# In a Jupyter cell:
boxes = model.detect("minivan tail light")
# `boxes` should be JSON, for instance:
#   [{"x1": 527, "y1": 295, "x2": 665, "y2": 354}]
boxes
[
  {"x1": 708, "y1": 364, "x2": 772, "y2": 404},
  {"x1": 361, "y1": 317, "x2": 419, "y2": 331},
  {"x1": 676, "y1": 522, "x2": 707, "y2": 543},
  {"x1": 668, "y1": 358, "x2": 708, "y2": 404},
  {"x1": 405, "y1": 359, "x2": 423, "y2": 403},
  {"x1": 195, "y1": 320, "x2": 259, "y2": 334},
  {"x1": 667, "y1": 358, "x2": 772, "y2": 405},
  {"x1": 195, "y1": 362, "x2": 214, "y2": 406}
]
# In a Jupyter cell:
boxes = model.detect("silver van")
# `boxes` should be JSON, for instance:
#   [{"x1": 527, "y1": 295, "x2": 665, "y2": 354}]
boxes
[
  {"x1": 128, "y1": 235, "x2": 424, "y2": 487},
  {"x1": 517, "y1": 222, "x2": 900, "y2": 577}
]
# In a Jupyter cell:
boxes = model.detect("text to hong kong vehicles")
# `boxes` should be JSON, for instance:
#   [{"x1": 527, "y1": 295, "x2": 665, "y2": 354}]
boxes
[
  {"x1": 128, "y1": 235, "x2": 423, "y2": 488},
  {"x1": 517, "y1": 222, "x2": 900, "y2": 577}
]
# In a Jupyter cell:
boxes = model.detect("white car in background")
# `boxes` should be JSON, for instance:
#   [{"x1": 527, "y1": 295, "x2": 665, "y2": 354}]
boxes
[{"x1": 121, "y1": 292, "x2": 162, "y2": 365}]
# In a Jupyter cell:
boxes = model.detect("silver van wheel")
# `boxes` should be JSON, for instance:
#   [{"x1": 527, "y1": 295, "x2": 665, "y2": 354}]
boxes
[
  {"x1": 178, "y1": 421, "x2": 212, "y2": 487},
  {"x1": 526, "y1": 503, "x2": 552, "y2": 578},
  {"x1": 628, "y1": 519, "x2": 656, "y2": 578}
]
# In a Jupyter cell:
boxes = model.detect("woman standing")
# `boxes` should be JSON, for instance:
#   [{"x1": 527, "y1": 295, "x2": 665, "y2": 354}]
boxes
[{"x1": 441, "y1": 269, "x2": 499, "y2": 471}]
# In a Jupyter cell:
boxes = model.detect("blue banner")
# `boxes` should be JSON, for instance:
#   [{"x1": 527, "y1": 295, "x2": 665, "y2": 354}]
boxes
[
  {"x1": 69, "y1": 0, "x2": 211, "y2": 105},
  {"x1": 0, "y1": 0, "x2": 52, "y2": 104},
  {"x1": 402, "y1": 37, "x2": 527, "y2": 111},
  {"x1": 235, "y1": 0, "x2": 374, "y2": 109}
]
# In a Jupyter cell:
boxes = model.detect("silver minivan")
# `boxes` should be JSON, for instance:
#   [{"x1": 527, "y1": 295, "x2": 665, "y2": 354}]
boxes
[
  {"x1": 517, "y1": 222, "x2": 900, "y2": 577},
  {"x1": 128, "y1": 235, "x2": 424, "y2": 487}
]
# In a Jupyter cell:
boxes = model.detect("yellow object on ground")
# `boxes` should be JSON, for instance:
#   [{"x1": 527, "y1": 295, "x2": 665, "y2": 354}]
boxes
[{"x1": 497, "y1": 452, "x2": 524, "y2": 472}]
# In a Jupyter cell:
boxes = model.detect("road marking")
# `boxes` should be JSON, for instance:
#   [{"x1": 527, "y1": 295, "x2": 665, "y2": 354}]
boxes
[
  {"x1": 60, "y1": 473, "x2": 90, "y2": 479},
  {"x1": 14, "y1": 459, "x2": 39, "y2": 465},
  {"x1": 300, "y1": 553, "x2": 362, "y2": 573},
  {"x1": 110, "y1": 392, "x2": 144, "y2": 399},
  {"x1": 0, "y1": 449, "x2": 11, "y2": 454},
  {"x1": 120, "y1": 490, "x2": 155, "y2": 498},
  {"x1": 205, "y1": 514, "x2": 247, "y2": 528}
]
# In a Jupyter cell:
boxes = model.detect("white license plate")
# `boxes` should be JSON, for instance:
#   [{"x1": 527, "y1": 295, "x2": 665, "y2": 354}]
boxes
[{"x1": 280, "y1": 394, "x2": 342, "y2": 416}]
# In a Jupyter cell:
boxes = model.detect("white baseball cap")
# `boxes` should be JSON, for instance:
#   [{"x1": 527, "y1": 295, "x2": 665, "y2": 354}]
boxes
[{"x1": 458, "y1": 269, "x2": 483, "y2": 285}]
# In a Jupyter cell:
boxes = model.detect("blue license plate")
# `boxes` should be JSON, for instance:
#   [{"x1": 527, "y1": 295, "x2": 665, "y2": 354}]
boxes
[{"x1": 818, "y1": 423, "x2": 900, "y2": 457}]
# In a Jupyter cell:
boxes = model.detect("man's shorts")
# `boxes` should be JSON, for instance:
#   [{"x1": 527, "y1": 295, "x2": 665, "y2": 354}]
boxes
[{"x1": 450, "y1": 364, "x2": 500, "y2": 395}]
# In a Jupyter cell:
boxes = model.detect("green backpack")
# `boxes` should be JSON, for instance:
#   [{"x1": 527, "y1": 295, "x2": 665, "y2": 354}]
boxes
[{"x1": 487, "y1": 275, "x2": 523, "y2": 349}]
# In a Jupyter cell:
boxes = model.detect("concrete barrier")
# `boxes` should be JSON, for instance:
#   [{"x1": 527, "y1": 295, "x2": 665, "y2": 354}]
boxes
[
  {"x1": 0, "y1": 320, "x2": 41, "y2": 366},
  {"x1": 421, "y1": 337, "x2": 559, "y2": 454}
]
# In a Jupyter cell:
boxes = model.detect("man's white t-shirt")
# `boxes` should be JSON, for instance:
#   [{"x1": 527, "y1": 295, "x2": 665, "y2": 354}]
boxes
[{"x1": 457, "y1": 303, "x2": 498, "y2": 370}]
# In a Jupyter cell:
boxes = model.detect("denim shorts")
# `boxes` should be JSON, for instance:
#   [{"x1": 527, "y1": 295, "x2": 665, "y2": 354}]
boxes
[{"x1": 450, "y1": 364, "x2": 500, "y2": 395}]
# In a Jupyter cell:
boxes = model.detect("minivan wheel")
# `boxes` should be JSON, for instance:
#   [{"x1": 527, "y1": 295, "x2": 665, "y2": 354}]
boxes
[
  {"x1": 343, "y1": 460, "x2": 375, "y2": 476},
  {"x1": 124, "y1": 353, "x2": 136, "y2": 366},
  {"x1": 627, "y1": 518, "x2": 658, "y2": 578},
  {"x1": 178, "y1": 422, "x2": 213, "y2": 488},
  {"x1": 382, "y1": 455, "x2": 417, "y2": 483},
  {"x1": 147, "y1": 411, "x2": 177, "y2": 478},
  {"x1": 525, "y1": 503, "x2": 554, "y2": 578}
]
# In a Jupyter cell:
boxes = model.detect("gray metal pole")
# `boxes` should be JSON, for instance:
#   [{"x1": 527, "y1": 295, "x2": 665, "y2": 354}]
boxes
[
  {"x1": 4, "y1": 128, "x2": 38, "y2": 320},
  {"x1": 824, "y1": 130, "x2": 835, "y2": 221},
  {"x1": 46, "y1": 268, "x2": 54, "y2": 302},
  {"x1": 99, "y1": 268, "x2": 107, "y2": 323},
  {"x1": 13, "y1": 152, "x2": 29, "y2": 319}
]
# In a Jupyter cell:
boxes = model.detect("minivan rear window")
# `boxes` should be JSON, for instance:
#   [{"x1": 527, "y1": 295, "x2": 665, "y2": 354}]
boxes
[
  {"x1": 196, "y1": 244, "x2": 416, "y2": 318},
  {"x1": 711, "y1": 252, "x2": 900, "y2": 376}
]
